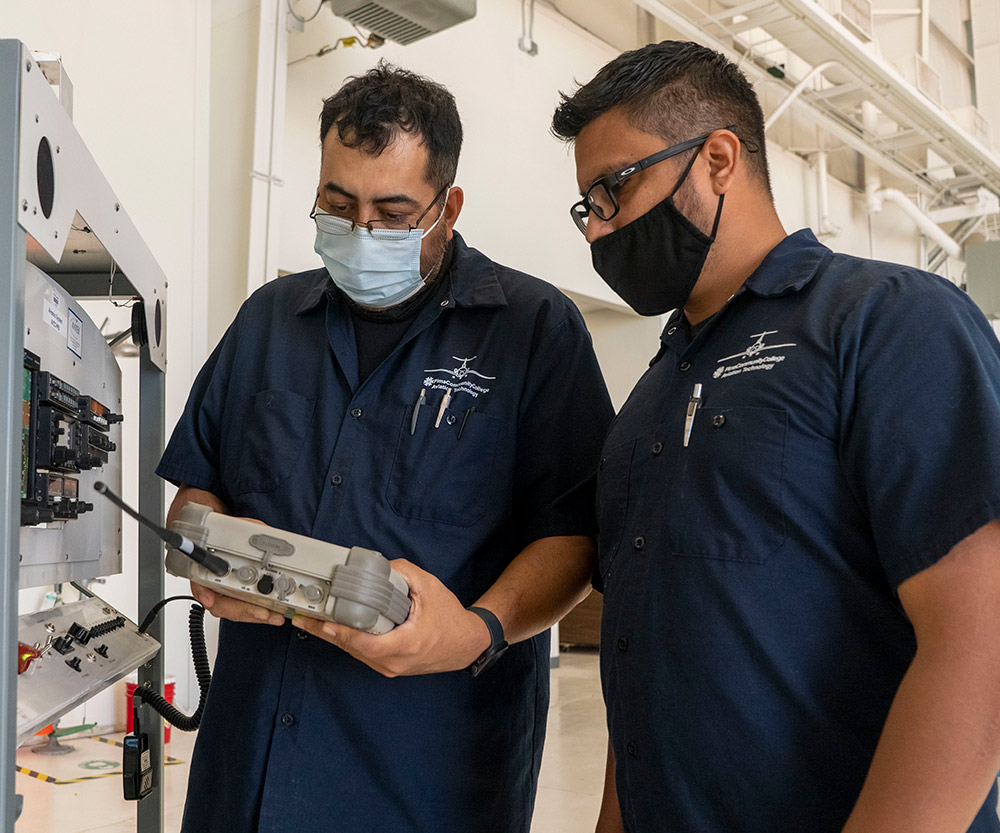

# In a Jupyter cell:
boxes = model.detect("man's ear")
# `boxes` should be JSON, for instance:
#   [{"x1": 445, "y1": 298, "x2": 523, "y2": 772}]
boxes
[
  {"x1": 704, "y1": 130, "x2": 741, "y2": 195},
  {"x1": 443, "y1": 186, "x2": 464, "y2": 239}
]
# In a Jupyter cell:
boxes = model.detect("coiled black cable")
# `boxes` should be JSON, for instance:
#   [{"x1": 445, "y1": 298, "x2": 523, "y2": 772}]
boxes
[{"x1": 134, "y1": 602, "x2": 211, "y2": 732}]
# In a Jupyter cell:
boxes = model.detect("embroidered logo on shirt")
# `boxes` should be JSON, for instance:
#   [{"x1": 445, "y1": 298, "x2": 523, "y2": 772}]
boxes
[
  {"x1": 423, "y1": 356, "x2": 496, "y2": 398},
  {"x1": 713, "y1": 331, "x2": 797, "y2": 379}
]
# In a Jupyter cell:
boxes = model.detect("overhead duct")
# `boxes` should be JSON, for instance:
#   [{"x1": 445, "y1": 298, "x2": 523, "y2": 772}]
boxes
[{"x1": 328, "y1": 0, "x2": 476, "y2": 45}]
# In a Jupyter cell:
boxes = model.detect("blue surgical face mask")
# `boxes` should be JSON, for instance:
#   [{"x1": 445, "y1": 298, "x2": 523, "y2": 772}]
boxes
[{"x1": 313, "y1": 194, "x2": 448, "y2": 308}]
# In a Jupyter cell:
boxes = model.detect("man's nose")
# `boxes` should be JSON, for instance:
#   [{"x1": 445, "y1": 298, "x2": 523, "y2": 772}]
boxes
[{"x1": 585, "y1": 216, "x2": 614, "y2": 245}]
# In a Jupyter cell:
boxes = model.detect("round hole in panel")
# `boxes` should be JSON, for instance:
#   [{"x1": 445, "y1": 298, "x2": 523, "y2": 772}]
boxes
[{"x1": 36, "y1": 136, "x2": 55, "y2": 219}]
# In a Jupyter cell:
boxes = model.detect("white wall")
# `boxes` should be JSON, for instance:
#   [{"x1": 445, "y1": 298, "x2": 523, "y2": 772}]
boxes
[{"x1": 3, "y1": 1, "x2": 211, "y2": 723}]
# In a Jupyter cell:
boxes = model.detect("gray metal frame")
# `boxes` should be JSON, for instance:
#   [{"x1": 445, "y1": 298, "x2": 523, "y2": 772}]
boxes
[
  {"x1": 1, "y1": 38, "x2": 27, "y2": 833},
  {"x1": 1, "y1": 39, "x2": 168, "y2": 833}
]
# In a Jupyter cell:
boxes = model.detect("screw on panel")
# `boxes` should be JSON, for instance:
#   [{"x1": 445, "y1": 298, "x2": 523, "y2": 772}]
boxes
[
  {"x1": 114, "y1": 203, "x2": 120, "y2": 211},
  {"x1": 21, "y1": 200, "x2": 27, "y2": 211},
  {"x1": 34, "y1": 115, "x2": 38, "y2": 123},
  {"x1": 26, "y1": 60, "x2": 31, "y2": 72},
  {"x1": 56, "y1": 146, "x2": 60, "y2": 153},
  {"x1": 54, "y1": 231, "x2": 58, "y2": 239}
]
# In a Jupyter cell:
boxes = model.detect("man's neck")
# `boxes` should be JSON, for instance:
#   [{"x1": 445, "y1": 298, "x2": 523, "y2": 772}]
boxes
[{"x1": 684, "y1": 209, "x2": 786, "y2": 325}]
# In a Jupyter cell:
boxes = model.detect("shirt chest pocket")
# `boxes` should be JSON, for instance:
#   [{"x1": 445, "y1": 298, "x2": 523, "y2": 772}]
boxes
[
  {"x1": 230, "y1": 389, "x2": 316, "y2": 496},
  {"x1": 667, "y1": 406, "x2": 787, "y2": 563},
  {"x1": 385, "y1": 405, "x2": 500, "y2": 527}
]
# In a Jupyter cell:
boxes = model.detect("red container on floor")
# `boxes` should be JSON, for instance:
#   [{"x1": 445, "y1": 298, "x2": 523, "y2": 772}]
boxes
[{"x1": 125, "y1": 677, "x2": 175, "y2": 743}]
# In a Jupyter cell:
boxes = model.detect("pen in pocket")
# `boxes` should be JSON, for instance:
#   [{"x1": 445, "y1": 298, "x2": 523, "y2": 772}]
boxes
[
  {"x1": 434, "y1": 387, "x2": 453, "y2": 428},
  {"x1": 410, "y1": 388, "x2": 426, "y2": 435},
  {"x1": 683, "y1": 383, "x2": 702, "y2": 448},
  {"x1": 457, "y1": 407, "x2": 475, "y2": 440}
]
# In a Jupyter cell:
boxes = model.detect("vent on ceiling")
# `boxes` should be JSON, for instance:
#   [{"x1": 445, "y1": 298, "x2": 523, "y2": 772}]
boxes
[{"x1": 328, "y1": 0, "x2": 476, "y2": 45}]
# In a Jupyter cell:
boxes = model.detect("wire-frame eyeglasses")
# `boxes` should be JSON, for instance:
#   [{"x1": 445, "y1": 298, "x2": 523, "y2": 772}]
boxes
[{"x1": 312, "y1": 183, "x2": 450, "y2": 236}]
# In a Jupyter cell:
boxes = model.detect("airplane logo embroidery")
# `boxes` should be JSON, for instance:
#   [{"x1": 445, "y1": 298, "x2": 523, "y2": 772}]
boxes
[
  {"x1": 718, "y1": 331, "x2": 796, "y2": 363},
  {"x1": 424, "y1": 356, "x2": 497, "y2": 381}
]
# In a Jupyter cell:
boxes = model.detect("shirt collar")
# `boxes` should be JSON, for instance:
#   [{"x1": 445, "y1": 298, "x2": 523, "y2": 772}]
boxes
[
  {"x1": 295, "y1": 230, "x2": 507, "y2": 317},
  {"x1": 741, "y1": 228, "x2": 832, "y2": 298}
]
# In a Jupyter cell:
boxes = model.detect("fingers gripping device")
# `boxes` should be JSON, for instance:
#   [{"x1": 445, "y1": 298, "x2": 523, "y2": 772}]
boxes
[{"x1": 165, "y1": 504, "x2": 411, "y2": 634}]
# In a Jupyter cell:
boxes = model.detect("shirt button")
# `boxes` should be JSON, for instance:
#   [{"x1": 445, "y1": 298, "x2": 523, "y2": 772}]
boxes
[
  {"x1": 713, "y1": 414, "x2": 726, "y2": 428},
  {"x1": 331, "y1": 474, "x2": 343, "y2": 486},
  {"x1": 440, "y1": 299, "x2": 449, "y2": 307},
  {"x1": 633, "y1": 536, "x2": 645, "y2": 551},
  {"x1": 627, "y1": 742, "x2": 637, "y2": 758},
  {"x1": 617, "y1": 636, "x2": 629, "y2": 652},
  {"x1": 667, "y1": 326, "x2": 677, "y2": 335},
  {"x1": 679, "y1": 361, "x2": 692, "y2": 371},
  {"x1": 651, "y1": 442, "x2": 663, "y2": 455},
  {"x1": 280, "y1": 713, "x2": 295, "y2": 726},
  {"x1": 350, "y1": 408, "x2": 362, "y2": 418},
  {"x1": 446, "y1": 414, "x2": 457, "y2": 425},
  {"x1": 296, "y1": 631, "x2": 309, "y2": 641},
  {"x1": 599, "y1": 457, "x2": 606, "y2": 471}
]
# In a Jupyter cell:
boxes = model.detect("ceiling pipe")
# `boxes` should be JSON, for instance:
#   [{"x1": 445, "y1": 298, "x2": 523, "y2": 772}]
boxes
[
  {"x1": 873, "y1": 187, "x2": 963, "y2": 260},
  {"x1": 764, "y1": 61, "x2": 840, "y2": 132}
]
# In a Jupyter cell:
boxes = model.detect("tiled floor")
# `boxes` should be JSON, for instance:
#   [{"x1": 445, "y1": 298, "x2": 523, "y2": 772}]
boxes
[{"x1": 15, "y1": 650, "x2": 607, "y2": 833}]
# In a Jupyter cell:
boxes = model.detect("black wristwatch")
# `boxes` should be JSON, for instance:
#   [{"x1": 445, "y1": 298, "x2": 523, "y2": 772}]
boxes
[{"x1": 466, "y1": 606, "x2": 508, "y2": 677}]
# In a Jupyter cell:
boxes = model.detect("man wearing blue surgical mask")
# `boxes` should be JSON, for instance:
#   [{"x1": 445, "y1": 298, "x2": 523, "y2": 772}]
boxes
[
  {"x1": 157, "y1": 62, "x2": 614, "y2": 832},
  {"x1": 553, "y1": 40, "x2": 1000, "y2": 833}
]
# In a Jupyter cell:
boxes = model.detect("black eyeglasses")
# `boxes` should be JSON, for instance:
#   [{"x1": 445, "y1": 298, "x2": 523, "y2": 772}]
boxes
[
  {"x1": 311, "y1": 183, "x2": 449, "y2": 236},
  {"x1": 570, "y1": 127, "x2": 736, "y2": 234}
]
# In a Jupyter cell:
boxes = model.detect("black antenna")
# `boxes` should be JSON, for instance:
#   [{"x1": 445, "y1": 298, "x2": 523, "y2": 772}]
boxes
[{"x1": 94, "y1": 482, "x2": 230, "y2": 577}]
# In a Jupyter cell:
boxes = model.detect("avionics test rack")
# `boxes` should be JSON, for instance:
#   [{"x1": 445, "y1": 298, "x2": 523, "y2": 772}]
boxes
[{"x1": 1, "y1": 39, "x2": 169, "y2": 833}]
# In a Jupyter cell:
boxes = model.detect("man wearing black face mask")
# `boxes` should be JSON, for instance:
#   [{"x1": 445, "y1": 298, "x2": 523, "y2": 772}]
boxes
[{"x1": 553, "y1": 41, "x2": 1000, "y2": 833}]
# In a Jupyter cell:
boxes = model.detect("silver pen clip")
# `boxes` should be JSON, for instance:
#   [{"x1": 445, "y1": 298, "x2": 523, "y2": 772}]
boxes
[{"x1": 683, "y1": 383, "x2": 703, "y2": 448}]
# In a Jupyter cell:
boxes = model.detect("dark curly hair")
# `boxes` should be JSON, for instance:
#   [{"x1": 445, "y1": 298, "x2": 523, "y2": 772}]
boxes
[
  {"x1": 319, "y1": 60, "x2": 462, "y2": 191},
  {"x1": 552, "y1": 41, "x2": 771, "y2": 197}
]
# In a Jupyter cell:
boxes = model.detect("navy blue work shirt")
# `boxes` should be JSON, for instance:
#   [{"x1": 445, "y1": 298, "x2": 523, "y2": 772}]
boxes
[
  {"x1": 598, "y1": 229, "x2": 1000, "y2": 833},
  {"x1": 157, "y1": 232, "x2": 613, "y2": 833}
]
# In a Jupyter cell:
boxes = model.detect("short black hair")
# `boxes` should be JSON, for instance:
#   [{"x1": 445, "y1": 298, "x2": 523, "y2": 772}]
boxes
[
  {"x1": 320, "y1": 60, "x2": 462, "y2": 191},
  {"x1": 552, "y1": 41, "x2": 770, "y2": 196}
]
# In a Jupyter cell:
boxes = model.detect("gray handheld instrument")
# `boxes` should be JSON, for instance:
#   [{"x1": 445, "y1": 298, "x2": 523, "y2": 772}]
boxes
[{"x1": 166, "y1": 504, "x2": 411, "y2": 634}]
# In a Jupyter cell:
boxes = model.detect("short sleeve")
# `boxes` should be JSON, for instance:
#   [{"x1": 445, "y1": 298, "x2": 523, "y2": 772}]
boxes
[
  {"x1": 838, "y1": 272, "x2": 1000, "y2": 589},
  {"x1": 513, "y1": 311, "x2": 614, "y2": 548},
  {"x1": 156, "y1": 303, "x2": 249, "y2": 506}
]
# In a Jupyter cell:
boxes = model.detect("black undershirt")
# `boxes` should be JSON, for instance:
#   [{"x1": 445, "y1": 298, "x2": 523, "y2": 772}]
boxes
[{"x1": 342, "y1": 240, "x2": 455, "y2": 384}]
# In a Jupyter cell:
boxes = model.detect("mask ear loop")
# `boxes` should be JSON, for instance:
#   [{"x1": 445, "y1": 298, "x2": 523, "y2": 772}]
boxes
[
  {"x1": 668, "y1": 149, "x2": 702, "y2": 199},
  {"x1": 669, "y1": 145, "x2": 726, "y2": 241},
  {"x1": 419, "y1": 187, "x2": 451, "y2": 239},
  {"x1": 709, "y1": 193, "x2": 725, "y2": 240}
]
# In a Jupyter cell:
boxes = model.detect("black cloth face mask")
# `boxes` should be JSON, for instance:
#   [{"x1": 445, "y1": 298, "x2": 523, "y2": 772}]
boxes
[{"x1": 590, "y1": 151, "x2": 724, "y2": 316}]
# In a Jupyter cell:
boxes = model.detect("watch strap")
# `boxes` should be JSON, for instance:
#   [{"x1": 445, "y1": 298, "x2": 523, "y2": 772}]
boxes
[{"x1": 466, "y1": 606, "x2": 508, "y2": 677}]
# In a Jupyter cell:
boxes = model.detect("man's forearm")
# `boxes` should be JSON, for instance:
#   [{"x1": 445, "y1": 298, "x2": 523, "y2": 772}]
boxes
[
  {"x1": 166, "y1": 484, "x2": 228, "y2": 527},
  {"x1": 596, "y1": 742, "x2": 625, "y2": 833},
  {"x1": 841, "y1": 644, "x2": 1000, "y2": 833},
  {"x1": 472, "y1": 535, "x2": 595, "y2": 644}
]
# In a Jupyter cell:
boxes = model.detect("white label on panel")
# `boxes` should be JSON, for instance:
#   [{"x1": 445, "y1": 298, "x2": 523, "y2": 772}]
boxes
[
  {"x1": 68, "y1": 309, "x2": 83, "y2": 358},
  {"x1": 43, "y1": 288, "x2": 67, "y2": 336}
]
